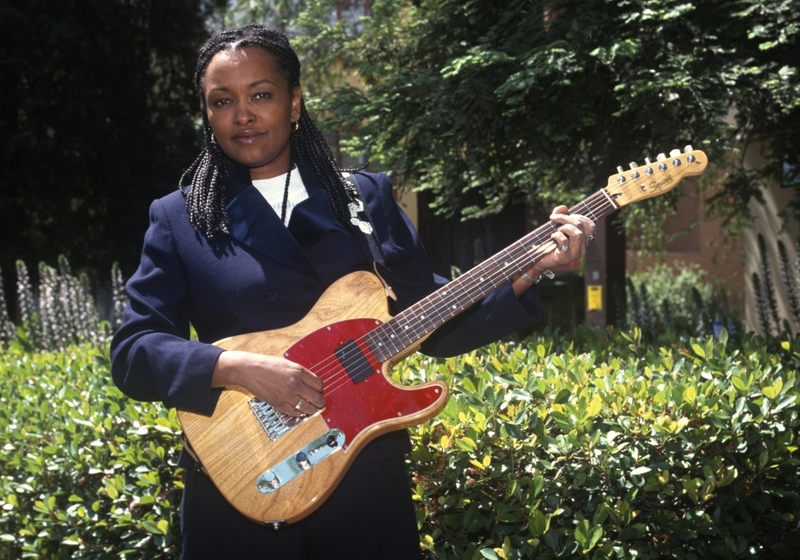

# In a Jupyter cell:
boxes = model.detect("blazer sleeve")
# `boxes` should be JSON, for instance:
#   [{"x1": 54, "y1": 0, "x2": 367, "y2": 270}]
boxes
[
  {"x1": 353, "y1": 171, "x2": 542, "y2": 357},
  {"x1": 110, "y1": 198, "x2": 224, "y2": 414}
]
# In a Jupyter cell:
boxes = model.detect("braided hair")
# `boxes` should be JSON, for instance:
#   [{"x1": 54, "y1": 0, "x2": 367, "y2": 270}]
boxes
[{"x1": 180, "y1": 24, "x2": 356, "y2": 238}]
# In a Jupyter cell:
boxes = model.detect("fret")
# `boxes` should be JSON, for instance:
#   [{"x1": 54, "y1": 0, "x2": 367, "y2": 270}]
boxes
[{"x1": 365, "y1": 155, "x2": 697, "y2": 361}]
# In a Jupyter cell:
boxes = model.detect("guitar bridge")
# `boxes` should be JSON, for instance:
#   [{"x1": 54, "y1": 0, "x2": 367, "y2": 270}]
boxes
[
  {"x1": 256, "y1": 429, "x2": 346, "y2": 495},
  {"x1": 248, "y1": 398, "x2": 304, "y2": 440}
]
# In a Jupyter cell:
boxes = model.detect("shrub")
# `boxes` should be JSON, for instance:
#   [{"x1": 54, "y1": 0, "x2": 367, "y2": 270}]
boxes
[
  {"x1": 0, "y1": 343, "x2": 181, "y2": 559},
  {"x1": 1, "y1": 256, "x2": 129, "y2": 352},
  {"x1": 626, "y1": 261, "x2": 741, "y2": 339},
  {"x1": 0, "y1": 267, "x2": 15, "y2": 346},
  {"x1": 399, "y1": 327, "x2": 800, "y2": 559},
  {"x1": 1, "y1": 328, "x2": 798, "y2": 559}
]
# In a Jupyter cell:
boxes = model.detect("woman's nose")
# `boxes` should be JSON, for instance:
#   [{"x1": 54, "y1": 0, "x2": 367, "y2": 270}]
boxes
[{"x1": 234, "y1": 102, "x2": 255, "y2": 125}]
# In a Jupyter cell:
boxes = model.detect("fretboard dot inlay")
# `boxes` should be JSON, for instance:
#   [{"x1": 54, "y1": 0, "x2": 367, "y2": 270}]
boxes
[{"x1": 376, "y1": 189, "x2": 618, "y2": 362}]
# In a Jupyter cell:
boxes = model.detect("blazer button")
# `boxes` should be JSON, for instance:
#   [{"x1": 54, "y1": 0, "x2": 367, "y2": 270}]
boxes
[
  {"x1": 266, "y1": 291, "x2": 279, "y2": 303},
  {"x1": 304, "y1": 285, "x2": 316, "y2": 298}
]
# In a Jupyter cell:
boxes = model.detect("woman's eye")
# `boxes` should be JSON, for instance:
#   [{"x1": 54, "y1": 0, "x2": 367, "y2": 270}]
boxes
[
  {"x1": 212, "y1": 98, "x2": 230, "y2": 107},
  {"x1": 254, "y1": 92, "x2": 271, "y2": 100}
]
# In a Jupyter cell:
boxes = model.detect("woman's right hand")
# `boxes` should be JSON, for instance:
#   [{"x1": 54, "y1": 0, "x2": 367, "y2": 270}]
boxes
[{"x1": 211, "y1": 350, "x2": 325, "y2": 417}]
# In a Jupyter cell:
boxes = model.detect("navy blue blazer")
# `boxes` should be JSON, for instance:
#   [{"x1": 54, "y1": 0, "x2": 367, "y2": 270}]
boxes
[{"x1": 110, "y1": 160, "x2": 541, "y2": 421}]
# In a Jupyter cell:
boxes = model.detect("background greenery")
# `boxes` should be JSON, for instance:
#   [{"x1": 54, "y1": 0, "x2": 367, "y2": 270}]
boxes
[
  {"x1": 1, "y1": 326, "x2": 797, "y2": 559},
  {"x1": 294, "y1": 0, "x2": 800, "y2": 273},
  {"x1": 1, "y1": 0, "x2": 798, "y2": 289},
  {"x1": 0, "y1": 344, "x2": 181, "y2": 559}
]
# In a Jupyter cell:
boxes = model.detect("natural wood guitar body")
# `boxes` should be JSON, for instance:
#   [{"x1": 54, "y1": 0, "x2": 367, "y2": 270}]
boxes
[{"x1": 178, "y1": 271, "x2": 449, "y2": 525}]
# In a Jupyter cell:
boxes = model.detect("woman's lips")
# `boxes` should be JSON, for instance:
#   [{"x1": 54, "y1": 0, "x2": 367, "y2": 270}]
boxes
[{"x1": 233, "y1": 131, "x2": 265, "y2": 144}]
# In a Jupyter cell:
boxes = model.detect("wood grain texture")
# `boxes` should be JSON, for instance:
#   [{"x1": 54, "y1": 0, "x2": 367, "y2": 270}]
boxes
[{"x1": 178, "y1": 271, "x2": 448, "y2": 524}]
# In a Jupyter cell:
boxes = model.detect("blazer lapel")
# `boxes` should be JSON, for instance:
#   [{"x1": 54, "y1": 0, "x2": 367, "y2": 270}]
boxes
[
  {"x1": 223, "y1": 161, "x2": 318, "y2": 277},
  {"x1": 288, "y1": 165, "x2": 350, "y2": 247}
]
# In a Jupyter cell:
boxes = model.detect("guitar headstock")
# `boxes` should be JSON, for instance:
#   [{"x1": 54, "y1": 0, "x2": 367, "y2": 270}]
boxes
[{"x1": 605, "y1": 146, "x2": 708, "y2": 207}]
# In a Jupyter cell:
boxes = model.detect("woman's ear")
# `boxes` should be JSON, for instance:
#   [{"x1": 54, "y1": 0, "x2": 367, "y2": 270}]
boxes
[{"x1": 291, "y1": 86, "x2": 302, "y2": 123}]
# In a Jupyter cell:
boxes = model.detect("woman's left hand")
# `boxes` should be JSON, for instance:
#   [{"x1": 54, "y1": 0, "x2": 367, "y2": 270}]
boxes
[{"x1": 513, "y1": 205, "x2": 596, "y2": 295}]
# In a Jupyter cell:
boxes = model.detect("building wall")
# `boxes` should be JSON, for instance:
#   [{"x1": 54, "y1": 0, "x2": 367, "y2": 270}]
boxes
[
  {"x1": 627, "y1": 176, "x2": 746, "y2": 310},
  {"x1": 742, "y1": 144, "x2": 799, "y2": 334}
]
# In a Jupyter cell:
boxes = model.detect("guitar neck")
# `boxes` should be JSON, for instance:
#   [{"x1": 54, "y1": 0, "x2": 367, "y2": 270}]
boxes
[
  {"x1": 364, "y1": 189, "x2": 617, "y2": 361},
  {"x1": 363, "y1": 147, "x2": 707, "y2": 361}
]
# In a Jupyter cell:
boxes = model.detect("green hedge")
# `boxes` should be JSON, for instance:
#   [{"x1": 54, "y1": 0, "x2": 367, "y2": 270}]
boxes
[
  {"x1": 0, "y1": 344, "x2": 181, "y2": 559},
  {"x1": 401, "y1": 328, "x2": 800, "y2": 559},
  {"x1": 1, "y1": 328, "x2": 798, "y2": 559}
]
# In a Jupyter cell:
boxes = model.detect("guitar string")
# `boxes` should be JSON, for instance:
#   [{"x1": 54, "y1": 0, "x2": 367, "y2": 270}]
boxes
[
  {"x1": 294, "y1": 157, "x2": 695, "y2": 400},
  {"x1": 366, "y1": 154, "x2": 701, "y2": 360},
  {"x1": 311, "y1": 182, "x2": 635, "y2": 397},
  {"x1": 310, "y1": 192, "x2": 617, "y2": 398}
]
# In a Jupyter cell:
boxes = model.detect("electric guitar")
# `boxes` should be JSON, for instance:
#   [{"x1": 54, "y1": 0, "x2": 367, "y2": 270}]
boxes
[{"x1": 178, "y1": 147, "x2": 708, "y2": 526}]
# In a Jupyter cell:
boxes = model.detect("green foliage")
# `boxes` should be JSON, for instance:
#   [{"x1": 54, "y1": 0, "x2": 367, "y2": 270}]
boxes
[
  {"x1": 626, "y1": 261, "x2": 741, "y2": 338},
  {"x1": 0, "y1": 266, "x2": 16, "y2": 347},
  {"x1": 396, "y1": 328, "x2": 799, "y2": 559},
  {"x1": 0, "y1": 344, "x2": 181, "y2": 559},
  {"x1": 2, "y1": 329, "x2": 798, "y2": 558},
  {"x1": 207, "y1": 0, "x2": 308, "y2": 31},
  {"x1": 294, "y1": 0, "x2": 800, "y2": 236}
]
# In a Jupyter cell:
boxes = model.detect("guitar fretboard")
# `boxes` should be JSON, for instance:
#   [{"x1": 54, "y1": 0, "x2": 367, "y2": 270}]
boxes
[{"x1": 363, "y1": 189, "x2": 618, "y2": 361}]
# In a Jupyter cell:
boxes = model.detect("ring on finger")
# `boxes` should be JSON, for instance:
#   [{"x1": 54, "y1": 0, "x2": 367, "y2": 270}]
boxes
[
  {"x1": 559, "y1": 245, "x2": 569, "y2": 252},
  {"x1": 588, "y1": 234, "x2": 596, "y2": 241},
  {"x1": 294, "y1": 399, "x2": 303, "y2": 410}
]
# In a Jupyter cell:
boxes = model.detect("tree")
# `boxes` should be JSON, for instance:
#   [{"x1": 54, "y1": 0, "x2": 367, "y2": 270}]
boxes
[
  {"x1": 0, "y1": 0, "x2": 210, "y2": 289},
  {"x1": 205, "y1": 0, "x2": 310, "y2": 31},
  {"x1": 291, "y1": 0, "x2": 799, "y2": 293}
]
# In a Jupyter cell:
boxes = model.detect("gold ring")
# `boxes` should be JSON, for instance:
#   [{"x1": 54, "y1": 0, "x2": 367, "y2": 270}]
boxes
[{"x1": 294, "y1": 399, "x2": 303, "y2": 410}]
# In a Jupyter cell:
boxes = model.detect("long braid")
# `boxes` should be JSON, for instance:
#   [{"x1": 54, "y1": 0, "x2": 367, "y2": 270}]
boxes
[{"x1": 181, "y1": 24, "x2": 356, "y2": 238}]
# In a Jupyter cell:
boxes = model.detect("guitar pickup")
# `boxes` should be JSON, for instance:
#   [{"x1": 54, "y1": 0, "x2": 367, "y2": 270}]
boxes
[{"x1": 255, "y1": 429, "x2": 346, "y2": 494}]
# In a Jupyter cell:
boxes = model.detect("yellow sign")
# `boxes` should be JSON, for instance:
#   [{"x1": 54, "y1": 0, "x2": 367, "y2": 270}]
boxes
[{"x1": 587, "y1": 285, "x2": 603, "y2": 311}]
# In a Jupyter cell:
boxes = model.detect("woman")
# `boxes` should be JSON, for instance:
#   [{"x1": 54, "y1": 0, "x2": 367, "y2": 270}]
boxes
[{"x1": 111, "y1": 24, "x2": 594, "y2": 559}]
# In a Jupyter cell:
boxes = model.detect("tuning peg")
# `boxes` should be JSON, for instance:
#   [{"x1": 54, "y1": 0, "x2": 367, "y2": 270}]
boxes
[
  {"x1": 616, "y1": 165, "x2": 627, "y2": 183},
  {"x1": 684, "y1": 145, "x2": 693, "y2": 153},
  {"x1": 656, "y1": 153, "x2": 667, "y2": 161},
  {"x1": 629, "y1": 162, "x2": 638, "y2": 169},
  {"x1": 644, "y1": 157, "x2": 652, "y2": 165},
  {"x1": 670, "y1": 149, "x2": 681, "y2": 157}
]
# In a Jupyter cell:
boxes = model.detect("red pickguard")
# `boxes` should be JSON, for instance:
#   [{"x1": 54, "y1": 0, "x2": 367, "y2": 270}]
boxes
[{"x1": 284, "y1": 318, "x2": 443, "y2": 449}]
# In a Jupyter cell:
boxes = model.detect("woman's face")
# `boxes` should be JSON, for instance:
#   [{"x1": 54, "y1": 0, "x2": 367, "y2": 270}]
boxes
[{"x1": 203, "y1": 45, "x2": 301, "y2": 181}]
